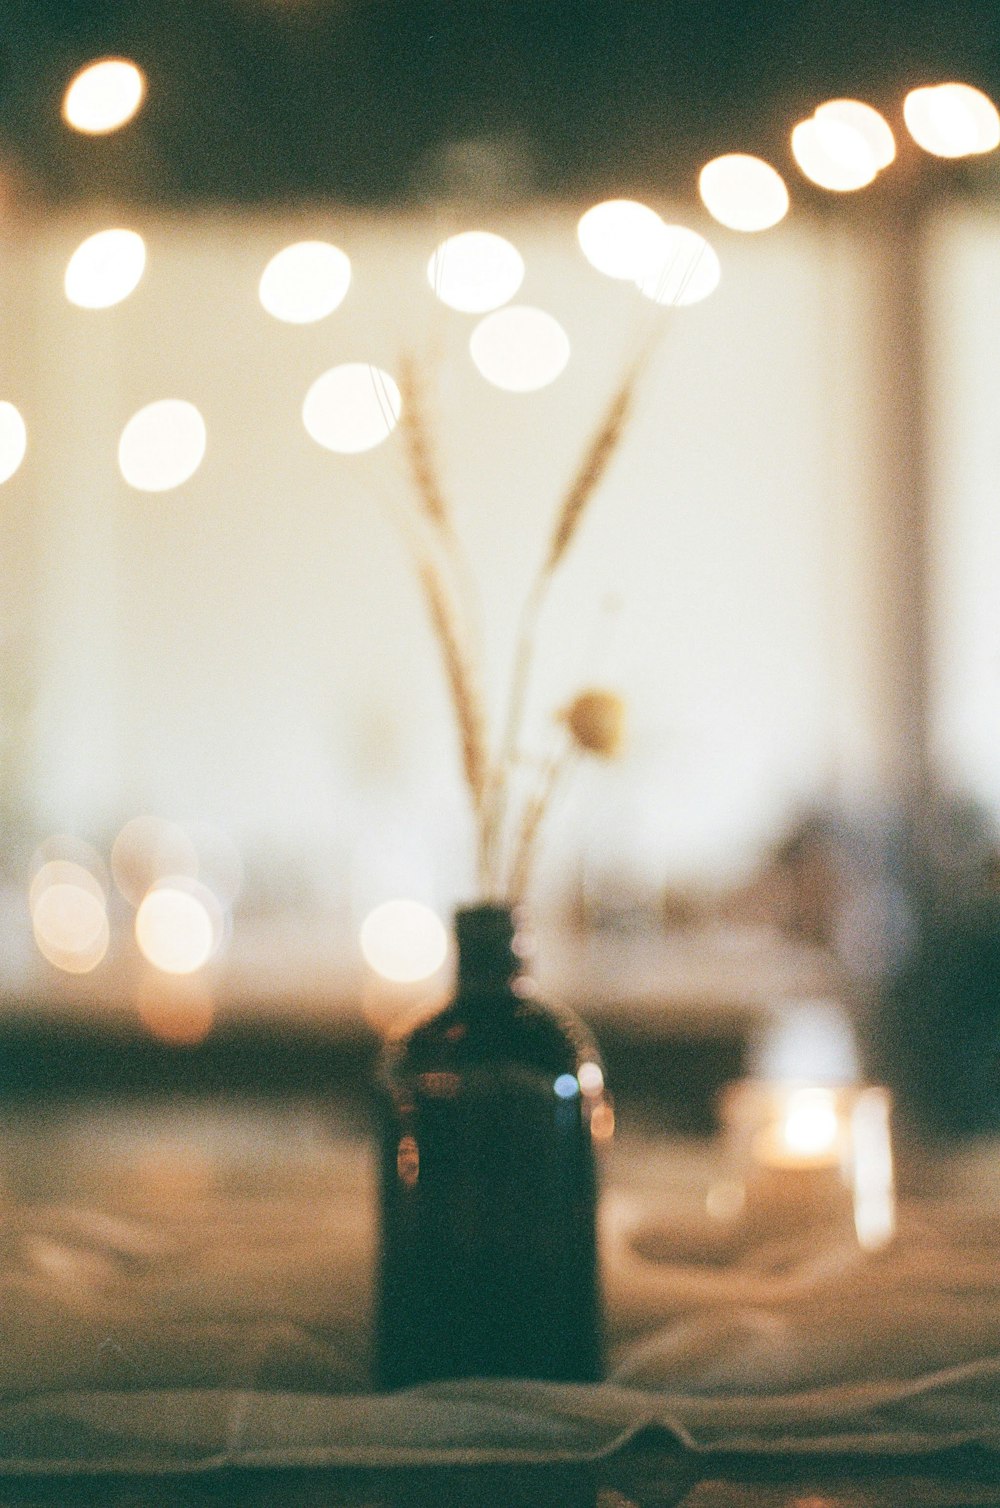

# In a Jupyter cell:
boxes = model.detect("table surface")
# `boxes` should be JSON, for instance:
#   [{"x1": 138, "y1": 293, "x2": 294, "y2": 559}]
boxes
[{"x1": 0, "y1": 1099, "x2": 996, "y2": 1508}]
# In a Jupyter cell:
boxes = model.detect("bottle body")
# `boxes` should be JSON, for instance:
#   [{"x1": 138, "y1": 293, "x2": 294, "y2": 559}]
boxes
[{"x1": 375, "y1": 905, "x2": 606, "y2": 1388}]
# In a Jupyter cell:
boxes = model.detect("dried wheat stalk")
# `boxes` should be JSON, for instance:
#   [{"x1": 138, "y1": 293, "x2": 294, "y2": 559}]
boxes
[
  {"x1": 543, "y1": 352, "x2": 647, "y2": 575},
  {"x1": 414, "y1": 552, "x2": 490, "y2": 854},
  {"x1": 397, "y1": 354, "x2": 453, "y2": 537},
  {"x1": 487, "y1": 353, "x2": 648, "y2": 880}
]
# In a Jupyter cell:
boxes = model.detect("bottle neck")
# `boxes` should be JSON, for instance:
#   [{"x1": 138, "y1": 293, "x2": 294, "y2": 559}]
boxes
[{"x1": 455, "y1": 903, "x2": 532, "y2": 995}]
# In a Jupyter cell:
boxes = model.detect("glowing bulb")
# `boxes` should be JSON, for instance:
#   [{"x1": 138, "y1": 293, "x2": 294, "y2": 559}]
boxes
[
  {"x1": 360, "y1": 899, "x2": 448, "y2": 983},
  {"x1": 698, "y1": 154, "x2": 789, "y2": 232},
  {"x1": 781, "y1": 1087, "x2": 840, "y2": 1159},
  {"x1": 135, "y1": 880, "x2": 220, "y2": 975},
  {"x1": 303, "y1": 363, "x2": 401, "y2": 453},
  {"x1": 119, "y1": 400, "x2": 206, "y2": 492},
  {"x1": 577, "y1": 199, "x2": 666, "y2": 280},
  {"x1": 635, "y1": 225, "x2": 721, "y2": 306},
  {"x1": 112, "y1": 816, "x2": 199, "y2": 907},
  {"x1": 427, "y1": 231, "x2": 524, "y2": 312},
  {"x1": 904, "y1": 82, "x2": 1000, "y2": 158},
  {"x1": 65, "y1": 228, "x2": 146, "y2": 309},
  {"x1": 0, "y1": 403, "x2": 27, "y2": 484},
  {"x1": 258, "y1": 241, "x2": 351, "y2": 323},
  {"x1": 554, "y1": 1073, "x2": 579, "y2": 1099},
  {"x1": 62, "y1": 58, "x2": 145, "y2": 135},
  {"x1": 469, "y1": 306, "x2": 570, "y2": 391},
  {"x1": 815, "y1": 100, "x2": 895, "y2": 169},
  {"x1": 791, "y1": 115, "x2": 879, "y2": 191}
]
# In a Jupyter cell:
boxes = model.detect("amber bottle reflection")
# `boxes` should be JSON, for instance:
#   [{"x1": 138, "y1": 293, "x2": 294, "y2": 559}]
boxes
[{"x1": 375, "y1": 904, "x2": 608, "y2": 1388}]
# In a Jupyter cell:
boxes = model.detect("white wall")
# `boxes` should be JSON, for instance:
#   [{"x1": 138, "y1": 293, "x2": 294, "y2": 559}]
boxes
[
  {"x1": 928, "y1": 208, "x2": 1000, "y2": 819},
  {"x1": 0, "y1": 203, "x2": 897, "y2": 920}
]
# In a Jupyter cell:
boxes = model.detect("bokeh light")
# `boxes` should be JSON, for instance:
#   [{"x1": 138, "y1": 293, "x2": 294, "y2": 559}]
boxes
[
  {"x1": 62, "y1": 58, "x2": 146, "y2": 135},
  {"x1": 577, "y1": 1061, "x2": 605, "y2": 1096},
  {"x1": 137, "y1": 977, "x2": 215, "y2": 1046},
  {"x1": 31, "y1": 876, "x2": 109, "y2": 975},
  {"x1": 258, "y1": 241, "x2": 351, "y2": 323},
  {"x1": 303, "y1": 363, "x2": 401, "y2": 453},
  {"x1": 360, "y1": 899, "x2": 448, "y2": 983},
  {"x1": 469, "y1": 306, "x2": 570, "y2": 391},
  {"x1": 698, "y1": 154, "x2": 789, "y2": 232},
  {"x1": 30, "y1": 859, "x2": 104, "y2": 913},
  {"x1": 577, "y1": 199, "x2": 666, "y2": 280},
  {"x1": 791, "y1": 114, "x2": 879, "y2": 191},
  {"x1": 426, "y1": 231, "x2": 524, "y2": 312},
  {"x1": 31, "y1": 834, "x2": 108, "y2": 891},
  {"x1": 65, "y1": 228, "x2": 146, "y2": 309},
  {"x1": 781, "y1": 1087, "x2": 840, "y2": 1158},
  {"x1": 815, "y1": 100, "x2": 895, "y2": 169},
  {"x1": 635, "y1": 225, "x2": 721, "y2": 306},
  {"x1": 112, "y1": 816, "x2": 199, "y2": 907},
  {"x1": 119, "y1": 400, "x2": 207, "y2": 492},
  {"x1": 135, "y1": 879, "x2": 222, "y2": 975},
  {"x1": 0, "y1": 403, "x2": 27, "y2": 484},
  {"x1": 903, "y1": 82, "x2": 1000, "y2": 158}
]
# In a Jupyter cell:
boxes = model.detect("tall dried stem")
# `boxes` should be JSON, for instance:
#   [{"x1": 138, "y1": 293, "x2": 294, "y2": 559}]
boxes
[
  {"x1": 508, "y1": 739, "x2": 577, "y2": 903},
  {"x1": 486, "y1": 344, "x2": 654, "y2": 891},
  {"x1": 414, "y1": 552, "x2": 491, "y2": 888}
]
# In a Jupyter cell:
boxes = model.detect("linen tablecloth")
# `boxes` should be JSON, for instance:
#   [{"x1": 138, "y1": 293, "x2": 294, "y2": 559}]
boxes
[{"x1": 0, "y1": 1103, "x2": 998, "y2": 1475}]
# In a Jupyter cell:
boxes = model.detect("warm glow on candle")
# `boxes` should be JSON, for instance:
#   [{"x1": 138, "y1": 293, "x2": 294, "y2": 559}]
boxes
[
  {"x1": 780, "y1": 1086, "x2": 840, "y2": 1158},
  {"x1": 751, "y1": 1085, "x2": 844, "y2": 1168},
  {"x1": 903, "y1": 82, "x2": 1000, "y2": 158},
  {"x1": 62, "y1": 58, "x2": 146, "y2": 134},
  {"x1": 698, "y1": 154, "x2": 789, "y2": 232}
]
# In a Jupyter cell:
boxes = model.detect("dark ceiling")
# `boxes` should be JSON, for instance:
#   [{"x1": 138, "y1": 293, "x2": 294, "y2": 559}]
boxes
[{"x1": 6, "y1": 1, "x2": 1000, "y2": 208}]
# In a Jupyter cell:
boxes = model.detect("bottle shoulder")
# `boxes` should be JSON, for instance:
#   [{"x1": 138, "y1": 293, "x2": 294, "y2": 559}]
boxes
[{"x1": 382, "y1": 987, "x2": 599, "y2": 1081}]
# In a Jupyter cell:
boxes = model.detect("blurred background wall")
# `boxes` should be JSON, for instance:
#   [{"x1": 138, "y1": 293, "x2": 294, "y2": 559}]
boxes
[{"x1": 2, "y1": 202, "x2": 961, "y2": 939}]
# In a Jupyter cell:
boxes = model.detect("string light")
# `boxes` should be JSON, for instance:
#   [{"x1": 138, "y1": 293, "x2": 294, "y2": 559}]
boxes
[
  {"x1": 904, "y1": 82, "x2": 1000, "y2": 158},
  {"x1": 62, "y1": 58, "x2": 146, "y2": 134},
  {"x1": 699, "y1": 154, "x2": 789, "y2": 232},
  {"x1": 65, "y1": 228, "x2": 146, "y2": 309},
  {"x1": 427, "y1": 231, "x2": 524, "y2": 312}
]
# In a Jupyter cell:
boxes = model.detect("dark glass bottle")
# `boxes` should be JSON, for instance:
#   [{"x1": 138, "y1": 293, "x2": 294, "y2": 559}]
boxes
[{"x1": 375, "y1": 903, "x2": 607, "y2": 1388}]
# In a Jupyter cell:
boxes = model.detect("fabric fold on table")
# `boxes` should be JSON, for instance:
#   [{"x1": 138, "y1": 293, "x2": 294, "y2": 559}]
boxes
[{"x1": 2, "y1": 1114, "x2": 1000, "y2": 1476}]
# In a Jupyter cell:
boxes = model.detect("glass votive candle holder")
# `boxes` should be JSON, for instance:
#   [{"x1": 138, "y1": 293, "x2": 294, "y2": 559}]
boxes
[{"x1": 714, "y1": 1080, "x2": 895, "y2": 1251}]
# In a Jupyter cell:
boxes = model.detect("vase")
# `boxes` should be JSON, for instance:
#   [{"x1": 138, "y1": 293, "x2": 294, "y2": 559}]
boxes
[{"x1": 374, "y1": 902, "x2": 606, "y2": 1387}]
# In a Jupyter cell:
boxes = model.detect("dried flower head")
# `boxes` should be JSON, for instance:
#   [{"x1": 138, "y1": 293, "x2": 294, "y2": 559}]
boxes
[{"x1": 562, "y1": 690, "x2": 627, "y2": 758}]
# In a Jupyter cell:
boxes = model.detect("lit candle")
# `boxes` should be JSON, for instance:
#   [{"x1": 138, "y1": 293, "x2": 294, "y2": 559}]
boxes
[{"x1": 718, "y1": 1080, "x2": 895, "y2": 1247}]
